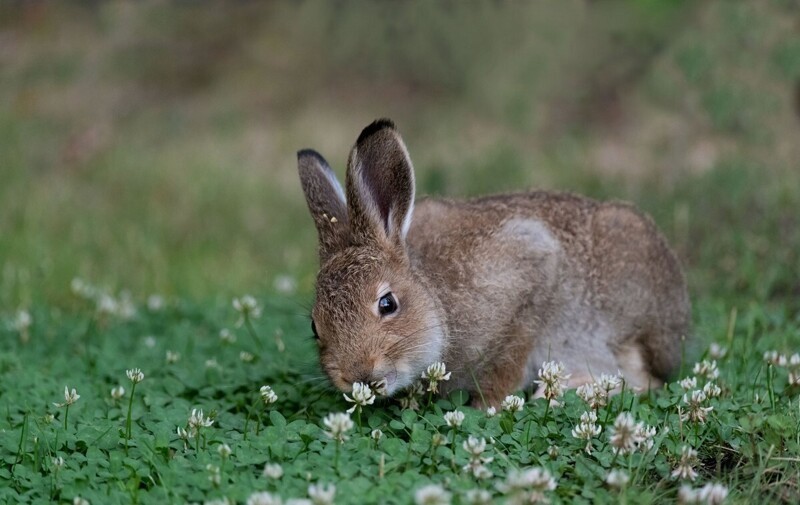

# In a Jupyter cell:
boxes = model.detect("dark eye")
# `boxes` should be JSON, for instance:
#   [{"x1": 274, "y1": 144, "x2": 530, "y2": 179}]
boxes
[
  {"x1": 311, "y1": 320, "x2": 319, "y2": 339},
  {"x1": 378, "y1": 292, "x2": 398, "y2": 316}
]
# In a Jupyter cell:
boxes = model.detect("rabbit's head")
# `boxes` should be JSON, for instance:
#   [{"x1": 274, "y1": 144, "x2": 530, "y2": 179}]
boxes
[{"x1": 298, "y1": 120, "x2": 445, "y2": 395}]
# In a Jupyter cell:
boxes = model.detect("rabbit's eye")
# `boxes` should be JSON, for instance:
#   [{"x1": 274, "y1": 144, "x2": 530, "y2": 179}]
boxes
[
  {"x1": 311, "y1": 320, "x2": 319, "y2": 339},
  {"x1": 378, "y1": 292, "x2": 398, "y2": 316}
]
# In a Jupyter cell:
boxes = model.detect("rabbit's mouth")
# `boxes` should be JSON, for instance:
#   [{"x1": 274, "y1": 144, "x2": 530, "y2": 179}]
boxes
[
  {"x1": 368, "y1": 369, "x2": 399, "y2": 396},
  {"x1": 383, "y1": 370, "x2": 398, "y2": 389}
]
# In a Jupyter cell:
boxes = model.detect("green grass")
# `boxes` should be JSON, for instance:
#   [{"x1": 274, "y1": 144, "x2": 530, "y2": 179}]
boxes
[{"x1": 1, "y1": 292, "x2": 799, "y2": 504}]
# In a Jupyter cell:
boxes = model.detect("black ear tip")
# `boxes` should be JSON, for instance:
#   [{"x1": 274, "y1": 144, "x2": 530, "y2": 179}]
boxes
[
  {"x1": 356, "y1": 118, "x2": 396, "y2": 145},
  {"x1": 297, "y1": 148, "x2": 328, "y2": 164}
]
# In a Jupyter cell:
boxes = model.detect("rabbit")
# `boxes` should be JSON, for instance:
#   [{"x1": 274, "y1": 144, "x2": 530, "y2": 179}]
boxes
[{"x1": 297, "y1": 118, "x2": 690, "y2": 407}]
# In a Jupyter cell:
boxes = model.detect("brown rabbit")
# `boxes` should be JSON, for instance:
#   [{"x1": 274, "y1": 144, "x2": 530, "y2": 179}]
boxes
[{"x1": 298, "y1": 119, "x2": 690, "y2": 407}]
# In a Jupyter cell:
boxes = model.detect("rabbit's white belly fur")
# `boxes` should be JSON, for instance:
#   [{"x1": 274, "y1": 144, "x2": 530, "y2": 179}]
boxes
[
  {"x1": 499, "y1": 218, "x2": 621, "y2": 387},
  {"x1": 521, "y1": 297, "x2": 619, "y2": 387}
]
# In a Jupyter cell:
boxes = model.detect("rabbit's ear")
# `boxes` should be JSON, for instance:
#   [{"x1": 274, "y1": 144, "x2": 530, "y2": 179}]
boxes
[
  {"x1": 346, "y1": 119, "x2": 415, "y2": 247},
  {"x1": 298, "y1": 149, "x2": 350, "y2": 261}
]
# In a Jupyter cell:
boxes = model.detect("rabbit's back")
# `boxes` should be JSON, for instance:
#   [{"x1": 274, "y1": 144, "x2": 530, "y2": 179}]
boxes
[{"x1": 407, "y1": 191, "x2": 689, "y2": 392}]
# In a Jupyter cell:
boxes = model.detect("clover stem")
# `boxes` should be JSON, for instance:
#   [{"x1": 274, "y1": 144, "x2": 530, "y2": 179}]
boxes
[
  {"x1": 244, "y1": 316, "x2": 263, "y2": 350},
  {"x1": 125, "y1": 381, "x2": 137, "y2": 454}
]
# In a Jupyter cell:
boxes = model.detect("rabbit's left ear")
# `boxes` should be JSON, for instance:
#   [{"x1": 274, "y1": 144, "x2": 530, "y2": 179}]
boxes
[
  {"x1": 298, "y1": 149, "x2": 350, "y2": 262},
  {"x1": 346, "y1": 119, "x2": 415, "y2": 247}
]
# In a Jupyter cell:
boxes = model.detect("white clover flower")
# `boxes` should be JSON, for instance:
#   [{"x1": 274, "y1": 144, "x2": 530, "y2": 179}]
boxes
[
  {"x1": 371, "y1": 429, "x2": 383, "y2": 441},
  {"x1": 260, "y1": 385, "x2": 278, "y2": 405},
  {"x1": 233, "y1": 295, "x2": 262, "y2": 327},
  {"x1": 576, "y1": 382, "x2": 608, "y2": 409},
  {"x1": 421, "y1": 362, "x2": 452, "y2": 394},
  {"x1": 463, "y1": 436, "x2": 487, "y2": 456},
  {"x1": 96, "y1": 293, "x2": 118, "y2": 316},
  {"x1": 534, "y1": 361, "x2": 570, "y2": 400},
  {"x1": 697, "y1": 482, "x2": 729, "y2": 504},
  {"x1": 126, "y1": 368, "x2": 144, "y2": 384},
  {"x1": 188, "y1": 408, "x2": 214, "y2": 437},
  {"x1": 176, "y1": 426, "x2": 192, "y2": 440},
  {"x1": 308, "y1": 482, "x2": 336, "y2": 505},
  {"x1": 217, "y1": 443, "x2": 231, "y2": 458},
  {"x1": 485, "y1": 406, "x2": 497, "y2": 417},
  {"x1": 111, "y1": 386, "x2": 125, "y2": 400},
  {"x1": 146, "y1": 294, "x2": 165, "y2": 311},
  {"x1": 206, "y1": 463, "x2": 221, "y2": 486},
  {"x1": 763, "y1": 351, "x2": 788, "y2": 367},
  {"x1": 247, "y1": 491, "x2": 282, "y2": 505},
  {"x1": 501, "y1": 395, "x2": 525, "y2": 413},
  {"x1": 708, "y1": 343, "x2": 727, "y2": 359},
  {"x1": 575, "y1": 382, "x2": 594, "y2": 402},
  {"x1": 323, "y1": 412, "x2": 353, "y2": 443},
  {"x1": 399, "y1": 381, "x2": 424, "y2": 410},
  {"x1": 444, "y1": 410, "x2": 465, "y2": 428},
  {"x1": 467, "y1": 464, "x2": 493, "y2": 480},
  {"x1": 52, "y1": 456, "x2": 65, "y2": 468},
  {"x1": 431, "y1": 433, "x2": 449, "y2": 447},
  {"x1": 73, "y1": 497, "x2": 90, "y2": 505},
  {"x1": 239, "y1": 351, "x2": 255, "y2": 363},
  {"x1": 164, "y1": 350, "x2": 180, "y2": 364},
  {"x1": 462, "y1": 436, "x2": 493, "y2": 479},
  {"x1": 575, "y1": 382, "x2": 598, "y2": 405},
  {"x1": 370, "y1": 378, "x2": 388, "y2": 396},
  {"x1": 273, "y1": 274, "x2": 297, "y2": 295},
  {"x1": 463, "y1": 489, "x2": 492, "y2": 505},
  {"x1": 671, "y1": 446, "x2": 699, "y2": 481},
  {"x1": 598, "y1": 372, "x2": 623, "y2": 392},
  {"x1": 678, "y1": 485, "x2": 699, "y2": 504},
  {"x1": 70, "y1": 278, "x2": 95, "y2": 299},
  {"x1": 606, "y1": 469, "x2": 629, "y2": 489},
  {"x1": 635, "y1": 423, "x2": 657, "y2": 451},
  {"x1": 205, "y1": 358, "x2": 220, "y2": 369},
  {"x1": 547, "y1": 445, "x2": 559, "y2": 458},
  {"x1": 344, "y1": 382, "x2": 376, "y2": 413},
  {"x1": 609, "y1": 412, "x2": 638, "y2": 455},
  {"x1": 572, "y1": 410, "x2": 601, "y2": 454},
  {"x1": 117, "y1": 292, "x2": 137, "y2": 320},
  {"x1": 263, "y1": 462, "x2": 283, "y2": 479},
  {"x1": 679, "y1": 376, "x2": 698, "y2": 390},
  {"x1": 143, "y1": 336, "x2": 156, "y2": 348},
  {"x1": 54, "y1": 386, "x2": 80, "y2": 408},
  {"x1": 682, "y1": 390, "x2": 713, "y2": 424},
  {"x1": 692, "y1": 360, "x2": 720, "y2": 379},
  {"x1": 205, "y1": 499, "x2": 233, "y2": 505},
  {"x1": 703, "y1": 382, "x2": 722, "y2": 398},
  {"x1": 787, "y1": 354, "x2": 800, "y2": 384},
  {"x1": 414, "y1": 484, "x2": 451, "y2": 505},
  {"x1": 219, "y1": 328, "x2": 236, "y2": 343},
  {"x1": 497, "y1": 467, "x2": 557, "y2": 503},
  {"x1": 14, "y1": 309, "x2": 32, "y2": 332}
]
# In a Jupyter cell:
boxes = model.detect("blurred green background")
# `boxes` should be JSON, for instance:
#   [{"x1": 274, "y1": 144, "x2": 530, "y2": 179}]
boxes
[{"x1": 1, "y1": 0, "x2": 799, "y2": 312}]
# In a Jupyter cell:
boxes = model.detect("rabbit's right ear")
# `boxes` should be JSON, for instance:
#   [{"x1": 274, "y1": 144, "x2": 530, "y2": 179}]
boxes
[
  {"x1": 346, "y1": 119, "x2": 415, "y2": 248},
  {"x1": 298, "y1": 149, "x2": 350, "y2": 262}
]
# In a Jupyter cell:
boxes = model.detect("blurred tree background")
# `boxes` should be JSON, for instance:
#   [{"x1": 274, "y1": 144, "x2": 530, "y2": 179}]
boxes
[{"x1": 1, "y1": 0, "x2": 799, "y2": 312}]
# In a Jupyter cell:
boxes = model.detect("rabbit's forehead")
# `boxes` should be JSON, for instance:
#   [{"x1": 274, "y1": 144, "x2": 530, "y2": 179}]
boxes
[{"x1": 315, "y1": 247, "x2": 391, "y2": 309}]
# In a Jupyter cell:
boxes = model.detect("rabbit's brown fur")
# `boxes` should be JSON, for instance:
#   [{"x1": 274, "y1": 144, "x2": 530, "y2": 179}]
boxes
[{"x1": 298, "y1": 119, "x2": 690, "y2": 407}]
